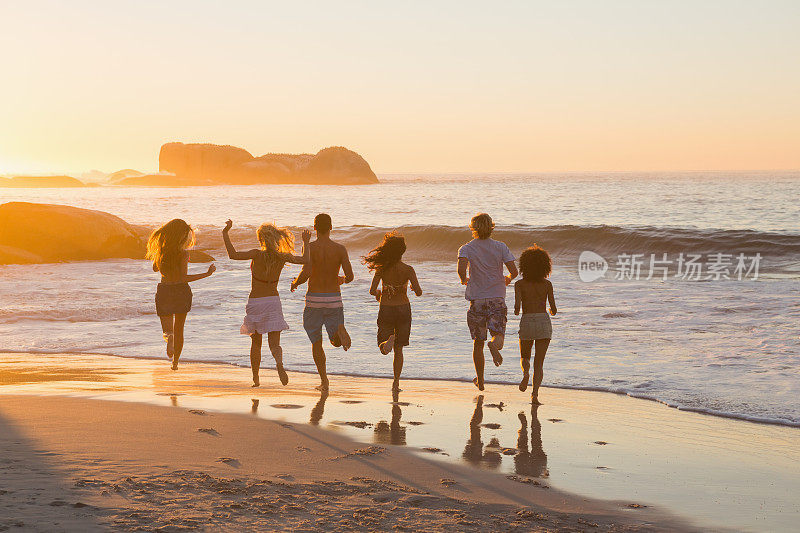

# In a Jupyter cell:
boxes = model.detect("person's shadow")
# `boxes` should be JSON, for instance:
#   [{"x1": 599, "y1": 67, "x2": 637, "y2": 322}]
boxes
[
  {"x1": 461, "y1": 395, "x2": 502, "y2": 469},
  {"x1": 514, "y1": 404, "x2": 549, "y2": 478},
  {"x1": 374, "y1": 389, "x2": 407, "y2": 445},
  {"x1": 310, "y1": 389, "x2": 328, "y2": 425}
]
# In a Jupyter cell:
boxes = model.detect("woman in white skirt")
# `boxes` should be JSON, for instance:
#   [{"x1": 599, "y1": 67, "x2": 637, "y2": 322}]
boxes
[
  {"x1": 223, "y1": 219, "x2": 311, "y2": 387},
  {"x1": 513, "y1": 245, "x2": 557, "y2": 404}
]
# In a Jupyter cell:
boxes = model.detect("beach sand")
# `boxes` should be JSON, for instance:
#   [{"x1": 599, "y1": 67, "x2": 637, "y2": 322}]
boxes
[{"x1": 1, "y1": 353, "x2": 798, "y2": 532}]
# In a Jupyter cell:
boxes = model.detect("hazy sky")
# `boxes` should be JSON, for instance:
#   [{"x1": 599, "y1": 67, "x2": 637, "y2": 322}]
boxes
[{"x1": 1, "y1": 1, "x2": 799, "y2": 174}]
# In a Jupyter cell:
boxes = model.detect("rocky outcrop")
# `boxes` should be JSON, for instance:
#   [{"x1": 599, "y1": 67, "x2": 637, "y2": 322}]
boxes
[
  {"x1": 159, "y1": 143, "x2": 254, "y2": 182},
  {"x1": 1, "y1": 175, "x2": 86, "y2": 187},
  {"x1": 156, "y1": 143, "x2": 378, "y2": 185},
  {"x1": 108, "y1": 169, "x2": 144, "y2": 182},
  {"x1": 0, "y1": 202, "x2": 145, "y2": 264}
]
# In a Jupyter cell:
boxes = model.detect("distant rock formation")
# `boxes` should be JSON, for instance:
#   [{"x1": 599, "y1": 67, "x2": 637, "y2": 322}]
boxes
[
  {"x1": 156, "y1": 143, "x2": 378, "y2": 185},
  {"x1": 0, "y1": 175, "x2": 86, "y2": 187},
  {"x1": 114, "y1": 174, "x2": 202, "y2": 187},
  {"x1": 0, "y1": 202, "x2": 144, "y2": 264},
  {"x1": 108, "y1": 169, "x2": 144, "y2": 182}
]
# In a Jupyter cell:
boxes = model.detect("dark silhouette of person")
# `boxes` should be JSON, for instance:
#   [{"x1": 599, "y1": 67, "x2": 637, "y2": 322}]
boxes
[
  {"x1": 461, "y1": 395, "x2": 502, "y2": 468},
  {"x1": 374, "y1": 389, "x2": 407, "y2": 445},
  {"x1": 309, "y1": 389, "x2": 329, "y2": 425},
  {"x1": 514, "y1": 404, "x2": 549, "y2": 478}
]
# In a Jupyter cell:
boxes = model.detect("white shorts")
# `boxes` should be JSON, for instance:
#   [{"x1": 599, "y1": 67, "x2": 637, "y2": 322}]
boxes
[
  {"x1": 241, "y1": 296, "x2": 290, "y2": 335},
  {"x1": 518, "y1": 313, "x2": 552, "y2": 340}
]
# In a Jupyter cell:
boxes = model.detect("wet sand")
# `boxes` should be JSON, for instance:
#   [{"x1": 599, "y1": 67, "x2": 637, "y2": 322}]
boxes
[{"x1": 1, "y1": 352, "x2": 798, "y2": 531}]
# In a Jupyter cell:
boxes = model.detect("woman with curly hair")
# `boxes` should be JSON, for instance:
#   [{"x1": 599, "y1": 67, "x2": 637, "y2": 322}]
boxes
[{"x1": 514, "y1": 245, "x2": 557, "y2": 404}]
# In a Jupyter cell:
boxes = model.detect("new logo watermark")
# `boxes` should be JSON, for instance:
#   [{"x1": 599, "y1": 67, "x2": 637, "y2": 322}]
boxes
[
  {"x1": 578, "y1": 251, "x2": 608, "y2": 282},
  {"x1": 578, "y1": 251, "x2": 761, "y2": 282}
]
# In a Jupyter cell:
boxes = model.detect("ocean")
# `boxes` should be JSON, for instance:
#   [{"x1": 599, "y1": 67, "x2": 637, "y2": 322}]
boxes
[{"x1": 1, "y1": 172, "x2": 799, "y2": 426}]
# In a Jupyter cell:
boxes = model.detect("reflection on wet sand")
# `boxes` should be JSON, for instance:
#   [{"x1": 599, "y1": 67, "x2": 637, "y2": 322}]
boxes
[
  {"x1": 251, "y1": 399, "x2": 259, "y2": 415},
  {"x1": 515, "y1": 404, "x2": 548, "y2": 478},
  {"x1": 374, "y1": 389, "x2": 407, "y2": 446},
  {"x1": 310, "y1": 390, "x2": 328, "y2": 425},
  {"x1": 462, "y1": 395, "x2": 502, "y2": 469}
]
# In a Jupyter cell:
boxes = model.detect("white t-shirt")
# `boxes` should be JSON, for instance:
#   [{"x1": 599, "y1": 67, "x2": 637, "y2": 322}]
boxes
[{"x1": 457, "y1": 238, "x2": 515, "y2": 301}]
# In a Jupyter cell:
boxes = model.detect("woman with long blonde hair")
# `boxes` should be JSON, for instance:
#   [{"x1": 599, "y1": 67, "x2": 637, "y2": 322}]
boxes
[
  {"x1": 222, "y1": 219, "x2": 310, "y2": 387},
  {"x1": 146, "y1": 218, "x2": 215, "y2": 370}
]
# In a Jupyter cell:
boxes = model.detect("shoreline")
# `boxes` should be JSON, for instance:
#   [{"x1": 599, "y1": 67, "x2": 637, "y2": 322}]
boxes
[
  {"x1": 4, "y1": 349, "x2": 799, "y2": 429},
  {"x1": 1, "y1": 352, "x2": 798, "y2": 531}
]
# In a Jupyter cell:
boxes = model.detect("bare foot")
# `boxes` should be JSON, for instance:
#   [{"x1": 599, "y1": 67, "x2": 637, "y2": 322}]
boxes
[
  {"x1": 338, "y1": 325, "x2": 351, "y2": 351},
  {"x1": 519, "y1": 373, "x2": 529, "y2": 392},
  {"x1": 472, "y1": 377, "x2": 484, "y2": 391},
  {"x1": 277, "y1": 365, "x2": 289, "y2": 386},
  {"x1": 251, "y1": 381, "x2": 260, "y2": 388},
  {"x1": 392, "y1": 380, "x2": 401, "y2": 392},
  {"x1": 380, "y1": 334, "x2": 395, "y2": 355},
  {"x1": 531, "y1": 394, "x2": 542, "y2": 405},
  {"x1": 487, "y1": 340, "x2": 503, "y2": 366},
  {"x1": 163, "y1": 333, "x2": 174, "y2": 360},
  {"x1": 315, "y1": 382, "x2": 329, "y2": 392},
  {"x1": 171, "y1": 362, "x2": 178, "y2": 371}
]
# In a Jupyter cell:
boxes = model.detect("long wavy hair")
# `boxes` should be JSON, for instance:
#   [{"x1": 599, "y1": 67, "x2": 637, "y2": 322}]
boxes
[
  {"x1": 146, "y1": 219, "x2": 194, "y2": 275},
  {"x1": 257, "y1": 223, "x2": 295, "y2": 268},
  {"x1": 362, "y1": 232, "x2": 407, "y2": 272}
]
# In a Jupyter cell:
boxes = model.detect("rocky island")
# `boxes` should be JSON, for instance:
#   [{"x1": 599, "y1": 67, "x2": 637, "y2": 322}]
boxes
[{"x1": 115, "y1": 143, "x2": 378, "y2": 186}]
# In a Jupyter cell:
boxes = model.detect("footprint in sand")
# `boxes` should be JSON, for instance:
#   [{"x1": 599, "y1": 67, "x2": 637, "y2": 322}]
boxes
[
  {"x1": 627, "y1": 503, "x2": 647, "y2": 509},
  {"x1": 198, "y1": 428, "x2": 220, "y2": 437},
  {"x1": 547, "y1": 418, "x2": 564, "y2": 423},
  {"x1": 188, "y1": 409, "x2": 206, "y2": 415},
  {"x1": 485, "y1": 402, "x2": 505, "y2": 410},
  {"x1": 407, "y1": 421, "x2": 424, "y2": 426},
  {"x1": 275, "y1": 473, "x2": 294, "y2": 480},
  {"x1": 280, "y1": 423, "x2": 293, "y2": 428},
  {"x1": 296, "y1": 446, "x2": 310, "y2": 453},
  {"x1": 157, "y1": 392, "x2": 185, "y2": 396},
  {"x1": 271, "y1": 404, "x2": 304, "y2": 409},
  {"x1": 481, "y1": 423, "x2": 501, "y2": 429},
  {"x1": 440, "y1": 478, "x2": 457, "y2": 486},
  {"x1": 339, "y1": 400, "x2": 364, "y2": 404},
  {"x1": 501, "y1": 448, "x2": 518, "y2": 455},
  {"x1": 422, "y1": 447, "x2": 443, "y2": 454},
  {"x1": 593, "y1": 441, "x2": 609, "y2": 445},
  {"x1": 216, "y1": 457, "x2": 240, "y2": 467}
]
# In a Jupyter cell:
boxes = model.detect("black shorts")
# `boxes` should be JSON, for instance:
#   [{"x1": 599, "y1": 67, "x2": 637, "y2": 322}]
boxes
[
  {"x1": 377, "y1": 303, "x2": 412, "y2": 347},
  {"x1": 155, "y1": 282, "x2": 192, "y2": 317}
]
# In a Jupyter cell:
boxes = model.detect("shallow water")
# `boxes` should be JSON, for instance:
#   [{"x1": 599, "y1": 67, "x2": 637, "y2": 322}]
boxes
[{"x1": 1, "y1": 172, "x2": 799, "y2": 426}]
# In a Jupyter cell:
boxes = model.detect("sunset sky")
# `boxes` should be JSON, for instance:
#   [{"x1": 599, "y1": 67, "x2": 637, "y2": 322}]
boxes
[{"x1": 1, "y1": 1, "x2": 798, "y2": 174}]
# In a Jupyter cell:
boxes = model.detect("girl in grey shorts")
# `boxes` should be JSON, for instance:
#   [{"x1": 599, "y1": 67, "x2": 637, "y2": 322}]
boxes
[{"x1": 514, "y1": 245, "x2": 557, "y2": 404}]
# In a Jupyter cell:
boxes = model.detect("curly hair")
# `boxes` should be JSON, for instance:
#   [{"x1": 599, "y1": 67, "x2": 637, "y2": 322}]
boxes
[
  {"x1": 519, "y1": 245, "x2": 551, "y2": 281},
  {"x1": 362, "y1": 232, "x2": 407, "y2": 272}
]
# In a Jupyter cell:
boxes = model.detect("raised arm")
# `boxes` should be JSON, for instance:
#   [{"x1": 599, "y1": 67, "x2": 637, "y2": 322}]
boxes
[
  {"x1": 514, "y1": 281, "x2": 522, "y2": 315},
  {"x1": 409, "y1": 266, "x2": 422, "y2": 296},
  {"x1": 223, "y1": 220, "x2": 259, "y2": 261},
  {"x1": 457, "y1": 257, "x2": 469, "y2": 285},
  {"x1": 369, "y1": 271, "x2": 381, "y2": 301},
  {"x1": 547, "y1": 280, "x2": 557, "y2": 316},
  {"x1": 279, "y1": 230, "x2": 312, "y2": 264}
]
